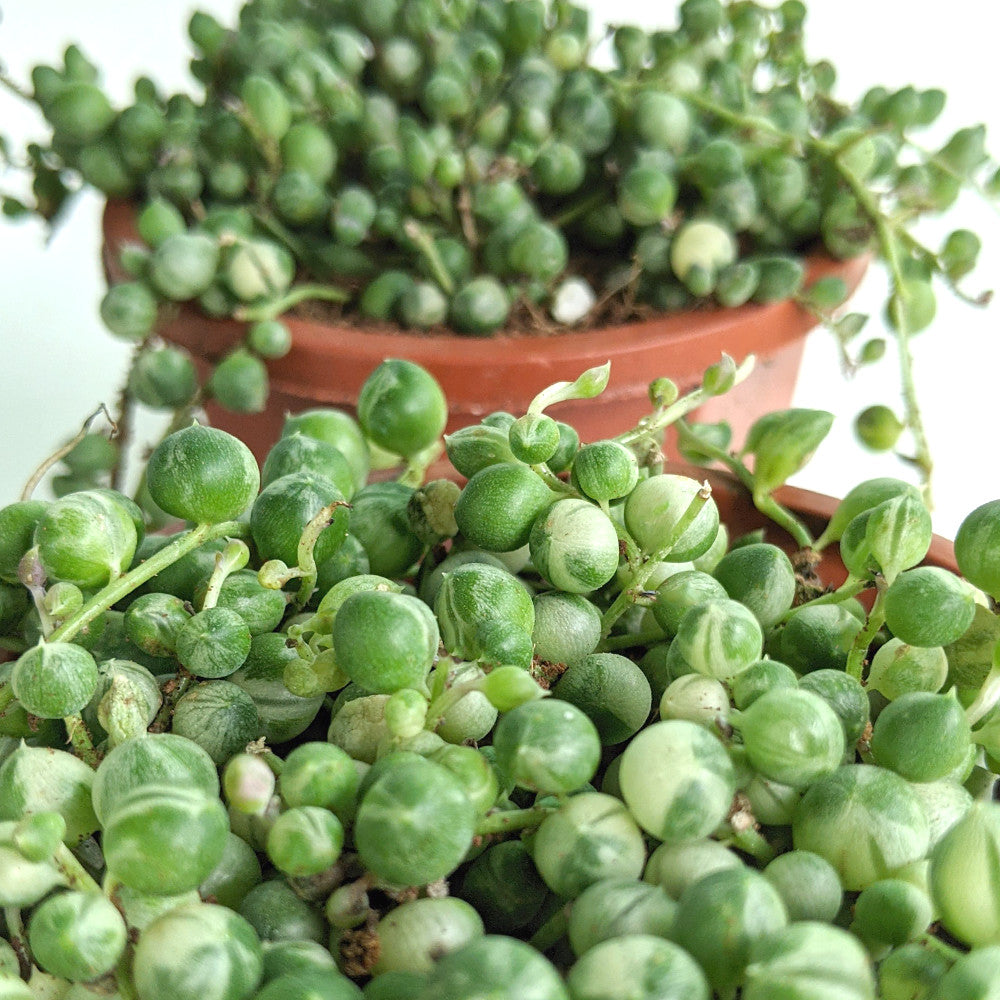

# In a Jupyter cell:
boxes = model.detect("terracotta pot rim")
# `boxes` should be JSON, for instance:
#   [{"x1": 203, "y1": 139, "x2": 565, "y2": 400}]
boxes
[
  {"x1": 254, "y1": 250, "x2": 866, "y2": 354},
  {"x1": 668, "y1": 460, "x2": 957, "y2": 573},
  {"x1": 101, "y1": 197, "x2": 871, "y2": 477},
  {"x1": 101, "y1": 198, "x2": 870, "y2": 359}
]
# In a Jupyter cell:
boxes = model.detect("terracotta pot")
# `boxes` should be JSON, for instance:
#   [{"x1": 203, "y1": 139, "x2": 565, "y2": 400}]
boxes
[
  {"x1": 102, "y1": 199, "x2": 868, "y2": 464},
  {"x1": 670, "y1": 461, "x2": 958, "y2": 585}
]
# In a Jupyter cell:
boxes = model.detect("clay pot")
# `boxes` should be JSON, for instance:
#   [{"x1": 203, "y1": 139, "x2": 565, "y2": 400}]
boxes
[
  {"x1": 102, "y1": 199, "x2": 868, "y2": 463},
  {"x1": 672, "y1": 461, "x2": 957, "y2": 583}
]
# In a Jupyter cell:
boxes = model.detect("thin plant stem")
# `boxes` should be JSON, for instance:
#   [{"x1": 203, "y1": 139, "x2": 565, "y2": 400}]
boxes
[
  {"x1": 530, "y1": 463, "x2": 577, "y2": 496},
  {"x1": 63, "y1": 713, "x2": 100, "y2": 769},
  {"x1": 845, "y1": 582, "x2": 888, "y2": 681},
  {"x1": 673, "y1": 420, "x2": 755, "y2": 488},
  {"x1": 615, "y1": 358, "x2": 756, "y2": 450},
  {"x1": 235, "y1": 282, "x2": 350, "y2": 323},
  {"x1": 965, "y1": 662, "x2": 1000, "y2": 727},
  {"x1": 396, "y1": 441, "x2": 445, "y2": 489},
  {"x1": 200, "y1": 539, "x2": 251, "y2": 611},
  {"x1": 681, "y1": 90, "x2": 937, "y2": 497},
  {"x1": 149, "y1": 669, "x2": 193, "y2": 734},
  {"x1": 685, "y1": 92, "x2": 793, "y2": 145},
  {"x1": 752, "y1": 492, "x2": 815, "y2": 551},
  {"x1": 0, "y1": 69, "x2": 33, "y2": 103},
  {"x1": 456, "y1": 184, "x2": 478, "y2": 248},
  {"x1": 548, "y1": 189, "x2": 608, "y2": 229},
  {"x1": 426, "y1": 656, "x2": 451, "y2": 703},
  {"x1": 53, "y1": 843, "x2": 102, "y2": 893},
  {"x1": 247, "y1": 741, "x2": 285, "y2": 776},
  {"x1": 403, "y1": 219, "x2": 455, "y2": 295},
  {"x1": 20, "y1": 404, "x2": 115, "y2": 501},
  {"x1": 3, "y1": 906, "x2": 30, "y2": 980},
  {"x1": 835, "y1": 164, "x2": 934, "y2": 498},
  {"x1": 903, "y1": 135, "x2": 1000, "y2": 218},
  {"x1": 600, "y1": 483, "x2": 713, "y2": 638},
  {"x1": 475, "y1": 804, "x2": 558, "y2": 836},
  {"x1": 110, "y1": 345, "x2": 140, "y2": 494},
  {"x1": 426, "y1": 678, "x2": 483, "y2": 731},
  {"x1": 915, "y1": 931, "x2": 967, "y2": 964},
  {"x1": 723, "y1": 825, "x2": 777, "y2": 865},
  {"x1": 226, "y1": 98, "x2": 281, "y2": 176},
  {"x1": 673, "y1": 419, "x2": 815, "y2": 549},
  {"x1": 24, "y1": 584, "x2": 56, "y2": 639},
  {"x1": 289, "y1": 500, "x2": 351, "y2": 612},
  {"x1": 47, "y1": 520, "x2": 250, "y2": 644},
  {"x1": 115, "y1": 958, "x2": 141, "y2": 1000},
  {"x1": 599, "y1": 628, "x2": 667, "y2": 652},
  {"x1": 777, "y1": 575, "x2": 869, "y2": 623}
]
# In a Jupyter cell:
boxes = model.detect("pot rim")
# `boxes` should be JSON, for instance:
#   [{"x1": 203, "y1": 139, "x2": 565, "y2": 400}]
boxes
[
  {"x1": 101, "y1": 198, "x2": 870, "y2": 366},
  {"x1": 668, "y1": 459, "x2": 957, "y2": 575}
]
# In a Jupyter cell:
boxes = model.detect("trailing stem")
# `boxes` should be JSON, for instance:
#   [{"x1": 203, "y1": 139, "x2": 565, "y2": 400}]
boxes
[
  {"x1": 600, "y1": 483, "x2": 713, "y2": 639},
  {"x1": 47, "y1": 520, "x2": 251, "y2": 644},
  {"x1": 528, "y1": 905, "x2": 569, "y2": 954},
  {"x1": 777, "y1": 575, "x2": 869, "y2": 623},
  {"x1": 835, "y1": 163, "x2": 934, "y2": 498},
  {"x1": 475, "y1": 804, "x2": 559, "y2": 837},
  {"x1": 3, "y1": 906, "x2": 30, "y2": 980},
  {"x1": 615, "y1": 357, "x2": 756, "y2": 451},
  {"x1": 20, "y1": 405, "x2": 116, "y2": 501},
  {"x1": 235, "y1": 281, "x2": 349, "y2": 322},
  {"x1": 673, "y1": 420, "x2": 815, "y2": 549},
  {"x1": 63, "y1": 713, "x2": 100, "y2": 769},
  {"x1": 685, "y1": 92, "x2": 939, "y2": 497},
  {"x1": 845, "y1": 580, "x2": 889, "y2": 682},
  {"x1": 965, "y1": 660, "x2": 1000, "y2": 728}
]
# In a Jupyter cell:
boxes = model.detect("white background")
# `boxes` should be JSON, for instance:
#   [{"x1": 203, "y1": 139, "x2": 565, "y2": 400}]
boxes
[{"x1": 1, "y1": 0, "x2": 998, "y2": 538}]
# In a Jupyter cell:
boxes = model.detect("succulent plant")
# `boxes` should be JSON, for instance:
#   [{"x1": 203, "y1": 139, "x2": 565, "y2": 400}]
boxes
[
  {"x1": 1, "y1": 355, "x2": 999, "y2": 998},
  {"x1": 1, "y1": 0, "x2": 997, "y2": 492}
]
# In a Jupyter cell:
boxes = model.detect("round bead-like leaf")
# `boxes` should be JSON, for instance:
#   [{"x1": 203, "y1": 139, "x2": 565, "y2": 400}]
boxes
[
  {"x1": 619, "y1": 720, "x2": 735, "y2": 843},
  {"x1": 792, "y1": 765, "x2": 930, "y2": 891},
  {"x1": 11, "y1": 642, "x2": 99, "y2": 719},
  {"x1": 132, "y1": 903, "x2": 264, "y2": 1000},
  {"x1": 102, "y1": 785, "x2": 229, "y2": 895},
  {"x1": 492, "y1": 699, "x2": 601, "y2": 795},
  {"x1": 333, "y1": 590, "x2": 438, "y2": 694},
  {"x1": 147, "y1": 423, "x2": 260, "y2": 524},
  {"x1": 28, "y1": 890, "x2": 127, "y2": 982},
  {"x1": 529, "y1": 498, "x2": 619, "y2": 594},
  {"x1": 354, "y1": 756, "x2": 475, "y2": 887},
  {"x1": 623, "y1": 474, "x2": 719, "y2": 561}
]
